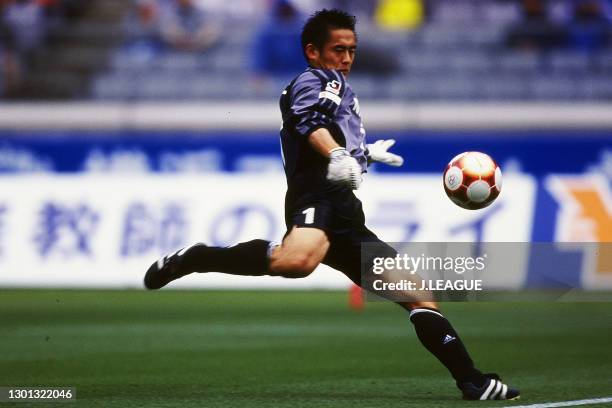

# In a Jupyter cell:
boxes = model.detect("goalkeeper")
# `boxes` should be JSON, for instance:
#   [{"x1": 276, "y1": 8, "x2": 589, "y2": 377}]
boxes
[{"x1": 144, "y1": 8, "x2": 519, "y2": 401}]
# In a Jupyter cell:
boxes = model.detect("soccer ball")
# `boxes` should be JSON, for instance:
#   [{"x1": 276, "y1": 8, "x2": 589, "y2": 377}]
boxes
[{"x1": 443, "y1": 151, "x2": 502, "y2": 210}]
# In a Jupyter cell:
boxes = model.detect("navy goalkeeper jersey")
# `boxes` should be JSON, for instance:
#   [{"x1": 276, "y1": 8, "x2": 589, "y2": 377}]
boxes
[{"x1": 279, "y1": 68, "x2": 367, "y2": 202}]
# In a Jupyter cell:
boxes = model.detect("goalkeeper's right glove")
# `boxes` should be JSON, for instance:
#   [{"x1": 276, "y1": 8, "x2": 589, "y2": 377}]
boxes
[{"x1": 326, "y1": 147, "x2": 362, "y2": 190}]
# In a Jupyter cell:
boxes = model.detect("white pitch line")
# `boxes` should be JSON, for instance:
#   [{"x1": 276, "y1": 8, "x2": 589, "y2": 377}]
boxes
[{"x1": 504, "y1": 397, "x2": 612, "y2": 408}]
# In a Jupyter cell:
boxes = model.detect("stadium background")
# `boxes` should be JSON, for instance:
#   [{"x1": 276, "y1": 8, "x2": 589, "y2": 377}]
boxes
[{"x1": 0, "y1": 1, "x2": 611, "y2": 407}]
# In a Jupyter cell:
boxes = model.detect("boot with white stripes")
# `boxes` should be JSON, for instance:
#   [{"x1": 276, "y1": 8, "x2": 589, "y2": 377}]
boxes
[
  {"x1": 144, "y1": 245, "x2": 199, "y2": 290},
  {"x1": 458, "y1": 373, "x2": 520, "y2": 400}
]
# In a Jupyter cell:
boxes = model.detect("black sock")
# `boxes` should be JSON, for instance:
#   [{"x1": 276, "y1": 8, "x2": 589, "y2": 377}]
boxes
[
  {"x1": 409, "y1": 308, "x2": 485, "y2": 386},
  {"x1": 179, "y1": 239, "x2": 271, "y2": 276}
]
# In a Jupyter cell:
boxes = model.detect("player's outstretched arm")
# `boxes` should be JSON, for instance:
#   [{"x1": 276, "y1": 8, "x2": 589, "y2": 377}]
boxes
[
  {"x1": 308, "y1": 128, "x2": 361, "y2": 190},
  {"x1": 366, "y1": 139, "x2": 404, "y2": 167}
]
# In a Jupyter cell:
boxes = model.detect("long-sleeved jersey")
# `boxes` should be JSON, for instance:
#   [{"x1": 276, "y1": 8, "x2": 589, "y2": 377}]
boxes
[{"x1": 279, "y1": 68, "x2": 367, "y2": 205}]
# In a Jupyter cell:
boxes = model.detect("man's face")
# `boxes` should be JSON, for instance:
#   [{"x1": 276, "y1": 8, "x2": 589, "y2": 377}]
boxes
[{"x1": 307, "y1": 28, "x2": 357, "y2": 77}]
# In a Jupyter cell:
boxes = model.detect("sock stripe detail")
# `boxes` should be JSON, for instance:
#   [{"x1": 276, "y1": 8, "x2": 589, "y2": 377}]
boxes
[
  {"x1": 409, "y1": 308, "x2": 444, "y2": 319},
  {"x1": 500, "y1": 384, "x2": 508, "y2": 400}
]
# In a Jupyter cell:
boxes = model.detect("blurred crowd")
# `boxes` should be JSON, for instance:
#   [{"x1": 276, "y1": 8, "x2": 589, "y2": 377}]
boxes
[
  {"x1": 124, "y1": 0, "x2": 222, "y2": 56},
  {"x1": 119, "y1": 0, "x2": 612, "y2": 76},
  {"x1": 121, "y1": 0, "x2": 427, "y2": 58},
  {"x1": 1, "y1": 0, "x2": 612, "y2": 99},
  {"x1": 505, "y1": 0, "x2": 612, "y2": 52},
  {"x1": 0, "y1": 0, "x2": 86, "y2": 95}
]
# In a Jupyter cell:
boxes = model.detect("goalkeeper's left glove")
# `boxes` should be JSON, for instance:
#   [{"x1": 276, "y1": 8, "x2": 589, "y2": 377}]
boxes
[{"x1": 365, "y1": 139, "x2": 404, "y2": 167}]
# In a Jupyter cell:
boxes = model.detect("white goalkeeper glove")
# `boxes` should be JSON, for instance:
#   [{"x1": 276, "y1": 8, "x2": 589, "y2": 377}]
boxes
[
  {"x1": 327, "y1": 147, "x2": 362, "y2": 190},
  {"x1": 365, "y1": 139, "x2": 404, "y2": 167}
]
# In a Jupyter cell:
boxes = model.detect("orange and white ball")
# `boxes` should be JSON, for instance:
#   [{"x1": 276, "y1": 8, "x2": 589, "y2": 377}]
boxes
[{"x1": 443, "y1": 151, "x2": 502, "y2": 210}]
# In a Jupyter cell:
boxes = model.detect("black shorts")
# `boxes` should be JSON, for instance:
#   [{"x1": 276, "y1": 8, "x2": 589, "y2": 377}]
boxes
[{"x1": 285, "y1": 188, "x2": 396, "y2": 285}]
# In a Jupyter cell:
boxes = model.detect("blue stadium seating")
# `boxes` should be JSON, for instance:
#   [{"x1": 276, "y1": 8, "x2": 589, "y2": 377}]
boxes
[{"x1": 89, "y1": 18, "x2": 612, "y2": 102}]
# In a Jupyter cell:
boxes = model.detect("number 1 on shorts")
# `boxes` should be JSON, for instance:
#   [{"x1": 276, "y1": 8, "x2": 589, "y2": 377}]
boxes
[{"x1": 302, "y1": 207, "x2": 315, "y2": 224}]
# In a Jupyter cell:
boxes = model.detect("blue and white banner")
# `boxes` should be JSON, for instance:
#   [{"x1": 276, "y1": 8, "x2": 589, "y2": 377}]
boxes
[
  {"x1": 0, "y1": 128, "x2": 610, "y2": 289},
  {"x1": 0, "y1": 173, "x2": 610, "y2": 289},
  {"x1": 0, "y1": 174, "x2": 539, "y2": 289}
]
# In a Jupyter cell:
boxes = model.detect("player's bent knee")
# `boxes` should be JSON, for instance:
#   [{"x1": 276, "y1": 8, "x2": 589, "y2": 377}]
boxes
[{"x1": 269, "y1": 255, "x2": 318, "y2": 279}]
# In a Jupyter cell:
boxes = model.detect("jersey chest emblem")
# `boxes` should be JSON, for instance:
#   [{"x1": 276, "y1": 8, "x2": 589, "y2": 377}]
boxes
[{"x1": 325, "y1": 80, "x2": 342, "y2": 95}]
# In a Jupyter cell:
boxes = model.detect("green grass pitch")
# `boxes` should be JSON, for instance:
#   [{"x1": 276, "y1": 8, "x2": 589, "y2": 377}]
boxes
[{"x1": 1, "y1": 290, "x2": 611, "y2": 407}]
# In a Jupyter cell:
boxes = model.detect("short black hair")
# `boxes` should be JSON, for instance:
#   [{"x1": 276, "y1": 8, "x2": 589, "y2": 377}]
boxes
[{"x1": 301, "y1": 9, "x2": 356, "y2": 62}]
